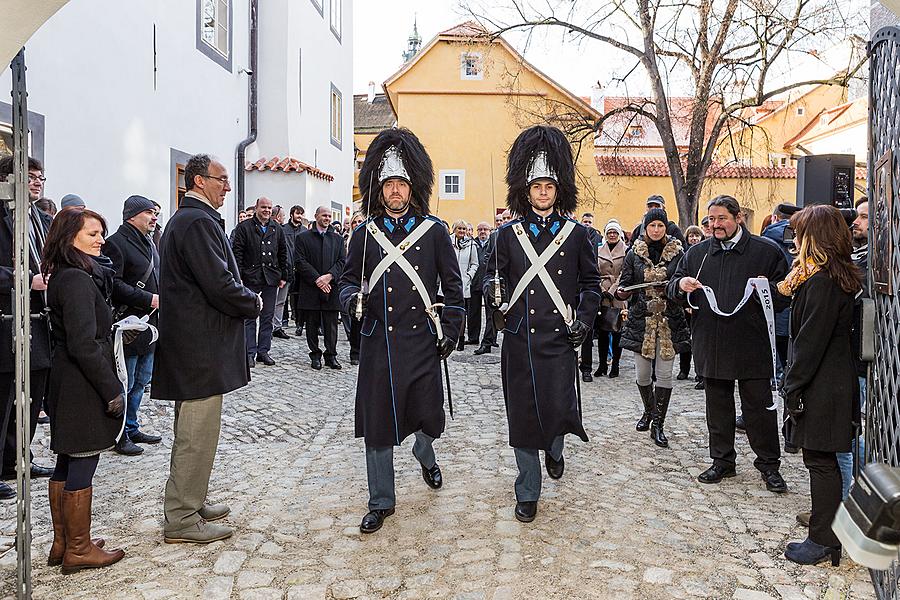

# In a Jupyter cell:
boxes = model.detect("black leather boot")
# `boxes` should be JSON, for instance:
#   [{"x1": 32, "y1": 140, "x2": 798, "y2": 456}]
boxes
[
  {"x1": 636, "y1": 384, "x2": 654, "y2": 431},
  {"x1": 650, "y1": 387, "x2": 672, "y2": 448}
]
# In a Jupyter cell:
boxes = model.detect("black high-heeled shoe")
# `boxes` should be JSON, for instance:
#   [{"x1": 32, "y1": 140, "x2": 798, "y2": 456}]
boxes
[{"x1": 784, "y1": 537, "x2": 841, "y2": 566}]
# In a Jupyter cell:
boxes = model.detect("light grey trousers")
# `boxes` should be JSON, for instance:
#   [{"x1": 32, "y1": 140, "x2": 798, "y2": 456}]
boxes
[
  {"x1": 163, "y1": 394, "x2": 223, "y2": 532},
  {"x1": 513, "y1": 435, "x2": 564, "y2": 502},
  {"x1": 365, "y1": 431, "x2": 436, "y2": 510},
  {"x1": 634, "y1": 345, "x2": 674, "y2": 389}
]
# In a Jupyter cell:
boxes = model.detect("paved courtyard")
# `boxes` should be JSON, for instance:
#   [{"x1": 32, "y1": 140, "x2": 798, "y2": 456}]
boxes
[{"x1": 0, "y1": 332, "x2": 877, "y2": 599}]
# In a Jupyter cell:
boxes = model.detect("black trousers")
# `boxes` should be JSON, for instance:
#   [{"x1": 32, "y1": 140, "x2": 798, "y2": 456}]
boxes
[
  {"x1": 480, "y1": 291, "x2": 497, "y2": 346},
  {"x1": 704, "y1": 377, "x2": 780, "y2": 472},
  {"x1": 457, "y1": 298, "x2": 471, "y2": 350},
  {"x1": 306, "y1": 310, "x2": 339, "y2": 360},
  {"x1": 593, "y1": 330, "x2": 622, "y2": 374},
  {"x1": 0, "y1": 369, "x2": 48, "y2": 473},
  {"x1": 679, "y1": 351, "x2": 692, "y2": 375},
  {"x1": 468, "y1": 292, "x2": 483, "y2": 343},
  {"x1": 803, "y1": 448, "x2": 842, "y2": 547},
  {"x1": 579, "y1": 315, "x2": 597, "y2": 373}
]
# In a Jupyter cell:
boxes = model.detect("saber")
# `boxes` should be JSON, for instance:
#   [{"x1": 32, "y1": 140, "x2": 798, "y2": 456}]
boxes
[
  {"x1": 489, "y1": 155, "x2": 502, "y2": 309},
  {"x1": 619, "y1": 280, "x2": 669, "y2": 293},
  {"x1": 354, "y1": 170, "x2": 374, "y2": 320}
]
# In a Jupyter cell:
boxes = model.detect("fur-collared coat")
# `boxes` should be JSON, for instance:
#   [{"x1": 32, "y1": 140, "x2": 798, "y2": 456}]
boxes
[{"x1": 619, "y1": 237, "x2": 690, "y2": 359}]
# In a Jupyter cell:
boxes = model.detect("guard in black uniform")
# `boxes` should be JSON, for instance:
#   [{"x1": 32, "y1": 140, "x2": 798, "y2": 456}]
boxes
[
  {"x1": 339, "y1": 128, "x2": 465, "y2": 534},
  {"x1": 486, "y1": 125, "x2": 601, "y2": 523}
]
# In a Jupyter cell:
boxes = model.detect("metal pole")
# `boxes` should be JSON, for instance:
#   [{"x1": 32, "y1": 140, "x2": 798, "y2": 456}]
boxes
[{"x1": 11, "y1": 47, "x2": 32, "y2": 600}]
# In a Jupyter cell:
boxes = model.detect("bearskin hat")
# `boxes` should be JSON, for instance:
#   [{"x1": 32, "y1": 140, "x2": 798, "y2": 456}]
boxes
[
  {"x1": 358, "y1": 127, "x2": 434, "y2": 217},
  {"x1": 505, "y1": 125, "x2": 577, "y2": 216}
]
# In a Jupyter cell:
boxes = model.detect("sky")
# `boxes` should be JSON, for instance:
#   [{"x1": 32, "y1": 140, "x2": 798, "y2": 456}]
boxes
[{"x1": 352, "y1": 0, "x2": 632, "y2": 98}]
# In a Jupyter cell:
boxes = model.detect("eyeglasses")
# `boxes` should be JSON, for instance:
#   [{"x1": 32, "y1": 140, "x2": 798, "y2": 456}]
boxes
[
  {"x1": 203, "y1": 174, "x2": 230, "y2": 185},
  {"x1": 28, "y1": 174, "x2": 46, "y2": 183}
]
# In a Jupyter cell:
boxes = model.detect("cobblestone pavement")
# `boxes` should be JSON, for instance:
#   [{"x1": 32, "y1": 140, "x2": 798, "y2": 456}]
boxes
[{"x1": 0, "y1": 331, "x2": 877, "y2": 599}]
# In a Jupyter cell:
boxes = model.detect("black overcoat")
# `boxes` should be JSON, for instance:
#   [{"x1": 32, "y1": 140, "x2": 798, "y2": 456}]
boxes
[
  {"x1": 46, "y1": 264, "x2": 123, "y2": 454},
  {"x1": 486, "y1": 211, "x2": 602, "y2": 451},
  {"x1": 231, "y1": 216, "x2": 290, "y2": 287},
  {"x1": 151, "y1": 197, "x2": 260, "y2": 401},
  {"x1": 0, "y1": 203, "x2": 52, "y2": 373},
  {"x1": 783, "y1": 272, "x2": 857, "y2": 452},
  {"x1": 666, "y1": 227, "x2": 789, "y2": 380},
  {"x1": 295, "y1": 227, "x2": 346, "y2": 311},
  {"x1": 339, "y1": 212, "x2": 465, "y2": 448},
  {"x1": 619, "y1": 237, "x2": 691, "y2": 356},
  {"x1": 104, "y1": 222, "x2": 160, "y2": 356}
]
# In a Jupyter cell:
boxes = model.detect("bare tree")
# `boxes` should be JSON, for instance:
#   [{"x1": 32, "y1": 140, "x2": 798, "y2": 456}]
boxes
[{"x1": 463, "y1": 0, "x2": 867, "y2": 225}]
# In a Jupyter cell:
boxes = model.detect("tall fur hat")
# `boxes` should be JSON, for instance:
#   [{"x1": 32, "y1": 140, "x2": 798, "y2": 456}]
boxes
[
  {"x1": 505, "y1": 125, "x2": 577, "y2": 216},
  {"x1": 358, "y1": 127, "x2": 434, "y2": 217}
]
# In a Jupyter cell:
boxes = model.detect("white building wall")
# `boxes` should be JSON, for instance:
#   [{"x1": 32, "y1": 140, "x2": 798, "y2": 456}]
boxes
[
  {"x1": 804, "y1": 125, "x2": 868, "y2": 162},
  {"x1": 0, "y1": 0, "x2": 251, "y2": 228},
  {"x1": 245, "y1": 0, "x2": 353, "y2": 222}
]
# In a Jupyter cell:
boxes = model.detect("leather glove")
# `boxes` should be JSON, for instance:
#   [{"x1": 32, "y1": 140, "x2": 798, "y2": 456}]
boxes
[
  {"x1": 437, "y1": 337, "x2": 455, "y2": 360},
  {"x1": 567, "y1": 319, "x2": 590, "y2": 347},
  {"x1": 105, "y1": 394, "x2": 125, "y2": 418},
  {"x1": 785, "y1": 392, "x2": 804, "y2": 418},
  {"x1": 349, "y1": 293, "x2": 368, "y2": 320},
  {"x1": 122, "y1": 329, "x2": 140, "y2": 345},
  {"x1": 486, "y1": 277, "x2": 506, "y2": 310}
]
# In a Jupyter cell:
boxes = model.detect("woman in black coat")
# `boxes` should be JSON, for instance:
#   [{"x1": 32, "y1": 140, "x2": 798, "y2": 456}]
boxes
[
  {"x1": 615, "y1": 209, "x2": 690, "y2": 448},
  {"x1": 780, "y1": 205, "x2": 861, "y2": 567},
  {"x1": 43, "y1": 207, "x2": 126, "y2": 574}
]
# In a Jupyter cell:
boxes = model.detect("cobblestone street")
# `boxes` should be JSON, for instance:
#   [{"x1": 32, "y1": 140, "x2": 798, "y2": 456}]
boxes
[{"x1": 0, "y1": 332, "x2": 877, "y2": 599}]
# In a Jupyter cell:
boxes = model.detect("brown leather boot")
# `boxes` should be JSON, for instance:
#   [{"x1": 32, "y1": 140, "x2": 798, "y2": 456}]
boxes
[
  {"x1": 61, "y1": 487, "x2": 124, "y2": 574},
  {"x1": 48, "y1": 480, "x2": 106, "y2": 566}
]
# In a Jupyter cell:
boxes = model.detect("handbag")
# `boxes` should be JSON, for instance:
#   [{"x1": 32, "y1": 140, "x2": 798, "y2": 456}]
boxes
[{"x1": 598, "y1": 305, "x2": 622, "y2": 332}]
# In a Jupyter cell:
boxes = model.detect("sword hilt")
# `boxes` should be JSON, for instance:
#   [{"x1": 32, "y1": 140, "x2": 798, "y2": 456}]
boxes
[
  {"x1": 354, "y1": 290, "x2": 364, "y2": 320},
  {"x1": 492, "y1": 275, "x2": 502, "y2": 307}
]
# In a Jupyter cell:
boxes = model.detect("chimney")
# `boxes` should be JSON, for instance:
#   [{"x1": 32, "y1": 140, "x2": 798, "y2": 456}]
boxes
[
  {"x1": 590, "y1": 83, "x2": 605, "y2": 114},
  {"x1": 368, "y1": 81, "x2": 377, "y2": 103}
]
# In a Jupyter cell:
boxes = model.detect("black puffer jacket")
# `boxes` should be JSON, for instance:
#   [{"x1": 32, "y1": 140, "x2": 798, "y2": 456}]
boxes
[{"x1": 618, "y1": 236, "x2": 690, "y2": 357}]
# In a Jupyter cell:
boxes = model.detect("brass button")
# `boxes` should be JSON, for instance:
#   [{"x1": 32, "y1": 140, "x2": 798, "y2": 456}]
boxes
[
  {"x1": 530, "y1": 309, "x2": 535, "y2": 314},
  {"x1": 413, "y1": 324, "x2": 417, "y2": 329},
  {"x1": 554, "y1": 328, "x2": 560, "y2": 332},
  {"x1": 529, "y1": 290, "x2": 534, "y2": 295},
  {"x1": 557, "y1": 269, "x2": 563, "y2": 275},
  {"x1": 560, "y1": 251, "x2": 565, "y2": 256},
  {"x1": 412, "y1": 285, "x2": 417, "y2": 291},
  {"x1": 414, "y1": 265, "x2": 419, "y2": 271},
  {"x1": 411, "y1": 306, "x2": 417, "y2": 310},
  {"x1": 553, "y1": 309, "x2": 558, "y2": 314},
  {"x1": 530, "y1": 328, "x2": 535, "y2": 333}
]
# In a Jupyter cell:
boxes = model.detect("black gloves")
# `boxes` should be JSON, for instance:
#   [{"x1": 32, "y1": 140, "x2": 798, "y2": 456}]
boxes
[
  {"x1": 106, "y1": 394, "x2": 125, "y2": 418},
  {"x1": 567, "y1": 319, "x2": 590, "y2": 347},
  {"x1": 437, "y1": 337, "x2": 455, "y2": 360},
  {"x1": 784, "y1": 392, "x2": 804, "y2": 418},
  {"x1": 349, "y1": 293, "x2": 368, "y2": 320},
  {"x1": 486, "y1": 278, "x2": 506, "y2": 310}
]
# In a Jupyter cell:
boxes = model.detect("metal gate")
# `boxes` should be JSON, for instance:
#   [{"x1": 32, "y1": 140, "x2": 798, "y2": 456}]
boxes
[{"x1": 868, "y1": 24, "x2": 900, "y2": 600}]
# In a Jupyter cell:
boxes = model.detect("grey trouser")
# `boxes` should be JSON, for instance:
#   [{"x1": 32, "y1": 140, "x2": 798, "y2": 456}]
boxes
[
  {"x1": 366, "y1": 431, "x2": 436, "y2": 510},
  {"x1": 513, "y1": 435, "x2": 564, "y2": 502},
  {"x1": 273, "y1": 284, "x2": 290, "y2": 329},
  {"x1": 634, "y1": 346, "x2": 674, "y2": 389},
  {"x1": 163, "y1": 394, "x2": 223, "y2": 532}
]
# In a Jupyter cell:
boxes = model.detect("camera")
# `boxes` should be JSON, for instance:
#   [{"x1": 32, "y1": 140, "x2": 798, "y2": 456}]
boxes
[
  {"x1": 833, "y1": 463, "x2": 900, "y2": 569},
  {"x1": 781, "y1": 207, "x2": 858, "y2": 246}
]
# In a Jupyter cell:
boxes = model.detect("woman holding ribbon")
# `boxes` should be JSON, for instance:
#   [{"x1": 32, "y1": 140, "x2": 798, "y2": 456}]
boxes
[
  {"x1": 42, "y1": 206, "x2": 126, "y2": 573},
  {"x1": 780, "y1": 205, "x2": 860, "y2": 567},
  {"x1": 615, "y1": 208, "x2": 690, "y2": 448}
]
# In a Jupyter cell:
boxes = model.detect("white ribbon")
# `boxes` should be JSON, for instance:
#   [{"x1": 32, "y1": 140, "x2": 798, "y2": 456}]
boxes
[
  {"x1": 688, "y1": 277, "x2": 778, "y2": 411},
  {"x1": 112, "y1": 314, "x2": 159, "y2": 440}
]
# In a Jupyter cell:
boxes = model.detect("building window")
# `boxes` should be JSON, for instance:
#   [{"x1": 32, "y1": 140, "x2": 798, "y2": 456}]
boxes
[
  {"x1": 330, "y1": 84, "x2": 342, "y2": 150},
  {"x1": 628, "y1": 125, "x2": 644, "y2": 138},
  {"x1": 460, "y1": 53, "x2": 483, "y2": 80},
  {"x1": 196, "y1": 0, "x2": 232, "y2": 71},
  {"x1": 796, "y1": 107, "x2": 805, "y2": 116},
  {"x1": 439, "y1": 170, "x2": 466, "y2": 200},
  {"x1": 330, "y1": 0, "x2": 342, "y2": 41},
  {"x1": 310, "y1": 0, "x2": 323, "y2": 16},
  {"x1": 176, "y1": 163, "x2": 187, "y2": 208},
  {"x1": 769, "y1": 154, "x2": 789, "y2": 168}
]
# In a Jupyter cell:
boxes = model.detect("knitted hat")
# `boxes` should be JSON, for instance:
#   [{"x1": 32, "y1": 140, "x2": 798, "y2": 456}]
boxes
[
  {"x1": 603, "y1": 219, "x2": 624, "y2": 238},
  {"x1": 643, "y1": 207, "x2": 668, "y2": 228},
  {"x1": 60, "y1": 194, "x2": 85, "y2": 209},
  {"x1": 123, "y1": 195, "x2": 157, "y2": 221}
]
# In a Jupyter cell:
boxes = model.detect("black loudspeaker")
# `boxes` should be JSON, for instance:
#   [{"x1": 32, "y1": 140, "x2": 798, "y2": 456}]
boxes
[{"x1": 796, "y1": 154, "x2": 856, "y2": 209}]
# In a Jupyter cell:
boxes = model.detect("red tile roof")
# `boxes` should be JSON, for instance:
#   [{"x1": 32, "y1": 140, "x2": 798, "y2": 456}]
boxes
[
  {"x1": 597, "y1": 97, "x2": 720, "y2": 149},
  {"x1": 440, "y1": 21, "x2": 491, "y2": 38},
  {"x1": 595, "y1": 155, "x2": 864, "y2": 180},
  {"x1": 245, "y1": 157, "x2": 335, "y2": 181}
]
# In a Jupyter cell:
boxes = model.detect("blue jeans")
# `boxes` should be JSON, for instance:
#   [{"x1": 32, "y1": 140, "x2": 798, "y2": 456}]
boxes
[
  {"x1": 837, "y1": 376, "x2": 869, "y2": 500},
  {"x1": 125, "y1": 352, "x2": 154, "y2": 437}
]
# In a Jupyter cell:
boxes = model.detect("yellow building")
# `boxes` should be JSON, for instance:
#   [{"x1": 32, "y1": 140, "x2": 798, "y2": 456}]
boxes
[{"x1": 354, "y1": 22, "x2": 865, "y2": 232}]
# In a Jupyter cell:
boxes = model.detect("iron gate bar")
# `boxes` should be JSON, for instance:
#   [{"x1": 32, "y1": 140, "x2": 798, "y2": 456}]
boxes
[{"x1": 868, "y1": 25, "x2": 900, "y2": 600}]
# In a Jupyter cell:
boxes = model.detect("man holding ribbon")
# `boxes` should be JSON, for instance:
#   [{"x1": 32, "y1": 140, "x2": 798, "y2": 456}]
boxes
[
  {"x1": 338, "y1": 128, "x2": 464, "y2": 535},
  {"x1": 486, "y1": 125, "x2": 601, "y2": 523},
  {"x1": 667, "y1": 195, "x2": 790, "y2": 493}
]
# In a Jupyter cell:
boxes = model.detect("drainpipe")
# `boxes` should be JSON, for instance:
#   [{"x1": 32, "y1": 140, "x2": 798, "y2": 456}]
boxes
[{"x1": 235, "y1": 0, "x2": 258, "y2": 214}]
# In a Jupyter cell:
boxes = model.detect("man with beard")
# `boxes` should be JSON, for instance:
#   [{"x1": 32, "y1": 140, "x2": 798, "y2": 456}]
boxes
[
  {"x1": 339, "y1": 128, "x2": 464, "y2": 534},
  {"x1": 486, "y1": 125, "x2": 601, "y2": 523},
  {"x1": 667, "y1": 195, "x2": 790, "y2": 493}
]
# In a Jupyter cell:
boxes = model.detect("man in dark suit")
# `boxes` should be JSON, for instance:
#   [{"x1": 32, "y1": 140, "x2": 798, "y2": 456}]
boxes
[
  {"x1": 231, "y1": 197, "x2": 289, "y2": 367},
  {"x1": 295, "y1": 206, "x2": 346, "y2": 370},
  {"x1": 0, "y1": 156, "x2": 55, "y2": 500},
  {"x1": 104, "y1": 195, "x2": 163, "y2": 456},
  {"x1": 153, "y1": 154, "x2": 260, "y2": 544}
]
